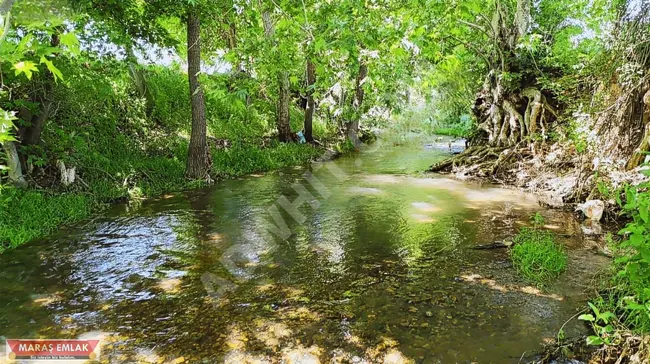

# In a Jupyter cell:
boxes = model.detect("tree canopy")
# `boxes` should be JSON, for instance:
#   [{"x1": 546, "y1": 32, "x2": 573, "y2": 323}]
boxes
[{"x1": 0, "y1": 0, "x2": 647, "y2": 180}]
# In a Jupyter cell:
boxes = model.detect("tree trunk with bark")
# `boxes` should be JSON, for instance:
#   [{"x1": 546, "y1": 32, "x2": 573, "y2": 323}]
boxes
[
  {"x1": 19, "y1": 30, "x2": 60, "y2": 149},
  {"x1": 472, "y1": 0, "x2": 558, "y2": 147},
  {"x1": 262, "y1": 10, "x2": 293, "y2": 142},
  {"x1": 0, "y1": 0, "x2": 25, "y2": 187},
  {"x1": 185, "y1": 6, "x2": 211, "y2": 180},
  {"x1": 2, "y1": 141, "x2": 26, "y2": 187},
  {"x1": 277, "y1": 71, "x2": 293, "y2": 142},
  {"x1": 627, "y1": 88, "x2": 650, "y2": 169},
  {"x1": 304, "y1": 58, "x2": 316, "y2": 142},
  {"x1": 347, "y1": 60, "x2": 367, "y2": 147}
]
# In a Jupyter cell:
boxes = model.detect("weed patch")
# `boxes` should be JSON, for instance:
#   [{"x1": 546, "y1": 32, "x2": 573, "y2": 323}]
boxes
[
  {"x1": 511, "y1": 214, "x2": 568, "y2": 285},
  {"x1": 0, "y1": 187, "x2": 96, "y2": 252}
]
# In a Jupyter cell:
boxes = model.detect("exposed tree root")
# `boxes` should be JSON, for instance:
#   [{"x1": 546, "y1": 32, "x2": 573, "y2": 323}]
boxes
[
  {"x1": 429, "y1": 145, "x2": 517, "y2": 179},
  {"x1": 474, "y1": 76, "x2": 558, "y2": 147},
  {"x1": 428, "y1": 141, "x2": 649, "y2": 208}
]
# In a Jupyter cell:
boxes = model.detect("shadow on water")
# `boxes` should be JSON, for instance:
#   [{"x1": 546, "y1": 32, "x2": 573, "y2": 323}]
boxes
[{"x1": 0, "y1": 136, "x2": 609, "y2": 363}]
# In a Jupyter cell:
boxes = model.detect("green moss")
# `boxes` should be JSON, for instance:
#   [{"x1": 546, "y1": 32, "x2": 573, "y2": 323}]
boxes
[{"x1": 511, "y1": 226, "x2": 568, "y2": 285}]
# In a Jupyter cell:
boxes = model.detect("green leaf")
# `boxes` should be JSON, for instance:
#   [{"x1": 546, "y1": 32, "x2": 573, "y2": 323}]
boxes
[
  {"x1": 639, "y1": 205, "x2": 648, "y2": 224},
  {"x1": 588, "y1": 302, "x2": 601, "y2": 317},
  {"x1": 15, "y1": 34, "x2": 34, "y2": 54},
  {"x1": 599, "y1": 311, "x2": 616, "y2": 324},
  {"x1": 586, "y1": 336, "x2": 604, "y2": 346},
  {"x1": 314, "y1": 38, "x2": 327, "y2": 52},
  {"x1": 578, "y1": 314, "x2": 595, "y2": 322},
  {"x1": 59, "y1": 32, "x2": 80, "y2": 56},
  {"x1": 40, "y1": 56, "x2": 64, "y2": 82},
  {"x1": 13, "y1": 61, "x2": 39, "y2": 79}
]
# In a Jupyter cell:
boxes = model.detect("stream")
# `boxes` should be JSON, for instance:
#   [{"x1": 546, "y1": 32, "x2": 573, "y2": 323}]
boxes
[{"x1": 0, "y1": 136, "x2": 609, "y2": 363}]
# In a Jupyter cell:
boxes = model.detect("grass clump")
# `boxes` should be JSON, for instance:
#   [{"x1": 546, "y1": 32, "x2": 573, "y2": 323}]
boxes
[
  {"x1": 0, "y1": 186, "x2": 96, "y2": 252},
  {"x1": 511, "y1": 213, "x2": 568, "y2": 285}
]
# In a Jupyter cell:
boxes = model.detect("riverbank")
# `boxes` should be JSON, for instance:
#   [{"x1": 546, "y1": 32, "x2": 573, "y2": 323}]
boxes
[
  {"x1": 0, "y1": 141, "x2": 328, "y2": 253},
  {"x1": 427, "y1": 140, "x2": 650, "y2": 363},
  {"x1": 0, "y1": 60, "x2": 349, "y2": 253}
]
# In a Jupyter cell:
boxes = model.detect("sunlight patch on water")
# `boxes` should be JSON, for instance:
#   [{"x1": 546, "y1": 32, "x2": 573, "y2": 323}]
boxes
[
  {"x1": 409, "y1": 213, "x2": 436, "y2": 223},
  {"x1": 463, "y1": 189, "x2": 539, "y2": 208},
  {"x1": 362, "y1": 174, "x2": 402, "y2": 184},
  {"x1": 460, "y1": 274, "x2": 564, "y2": 301},
  {"x1": 406, "y1": 177, "x2": 465, "y2": 189},
  {"x1": 281, "y1": 346, "x2": 322, "y2": 364},
  {"x1": 382, "y1": 349, "x2": 413, "y2": 364},
  {"x1": 410, "y1": 202, "x2": 440, "y2": 212},
  {"x1": 157, "y1": 278, "x2": 182, "y2": 294},
  {"x1": 255, "y1": 321, "x2": 292, "y2": 349},
  {"x1": 31, "y1": 293, "x2": 62, "y2": 307},
  {"x1": 224, "y1": 350, "x2": 271, "y2": 364},
  {"x1": 347, "y1": 187, "x2": 384, "y2": 195}
]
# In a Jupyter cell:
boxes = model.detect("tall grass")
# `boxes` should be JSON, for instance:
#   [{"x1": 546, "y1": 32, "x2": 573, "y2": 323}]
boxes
[{"x1": 511, "y1": 213, "x2": 568, "y2": 285}]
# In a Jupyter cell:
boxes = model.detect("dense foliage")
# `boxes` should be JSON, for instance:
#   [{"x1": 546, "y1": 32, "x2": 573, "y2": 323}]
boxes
[{"x1": 581, "y1": 178, "x2": 650, "y2": 345}]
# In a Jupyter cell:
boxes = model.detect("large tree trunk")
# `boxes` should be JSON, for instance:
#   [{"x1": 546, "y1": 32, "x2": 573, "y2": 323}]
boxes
[
  {"x1": 472, "y1": 0, "x2": 557, "y2": 147},
  {"x1": 2, "y1": 142, "x2": 26, "y2": 187},
  {"x1": 0, "y1": 0, "x2": 25, "y2": 187},
  {"x1": 185, "y1": 6, "x2": 211, "y2": 180},
  {"x1": 303, "y1": 58, "x2": 315, "y2": 142},
  {"x1": 21, "y1": 30, "x2": 61, "y2": 147},
  {"x1": 262, "y1": 10, "x2": 293, "y2": 142},
  {"x1": 347, "y1": 61, "x2": 367, "y2": 147},
  {"x1": 627, "y1": 88, "x2": 650, "y2": 169}
]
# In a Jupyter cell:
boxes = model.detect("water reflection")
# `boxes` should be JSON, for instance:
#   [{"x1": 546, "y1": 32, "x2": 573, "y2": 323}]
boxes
[{"x1": 0, "y1": 137, "x2": 606, "y2": 363}]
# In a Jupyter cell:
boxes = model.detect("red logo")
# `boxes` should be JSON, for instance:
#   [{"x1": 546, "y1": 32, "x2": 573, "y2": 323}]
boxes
[{"x1": 5, "y1": 339, "x2": 100, "y2": 361}]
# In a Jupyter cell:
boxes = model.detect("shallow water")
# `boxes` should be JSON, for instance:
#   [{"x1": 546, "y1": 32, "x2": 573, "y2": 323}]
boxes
[{"x1": 0, "y1": 137, "x2": 608, "y2": 363}]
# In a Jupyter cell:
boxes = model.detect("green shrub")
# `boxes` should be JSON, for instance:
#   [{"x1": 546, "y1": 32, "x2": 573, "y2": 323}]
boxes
[
  {"x1": 581, "y1": 181, "x2": 650, "y2": 344},
  {"x1": 612, "y1": 184, "x2": 650, "y2": 332},
  {"x1": 431, "y1": 125, "x2": 469, "y2": 138},
  {"x1": 511, "y1": 214, "x2": 568, "y2": 285}
]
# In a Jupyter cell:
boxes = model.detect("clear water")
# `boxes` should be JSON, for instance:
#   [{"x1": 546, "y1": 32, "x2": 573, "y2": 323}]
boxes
[{"x1": 0, "y1": 137, "x2": 608, "y2": 363}]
